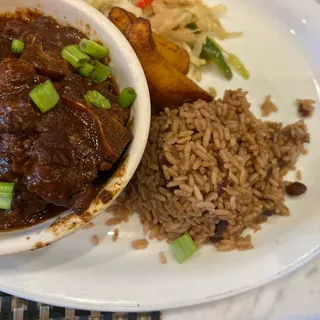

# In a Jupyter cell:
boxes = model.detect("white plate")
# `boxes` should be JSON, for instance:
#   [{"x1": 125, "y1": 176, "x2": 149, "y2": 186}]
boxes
[{"x1": 0, "y1": 0, "x2": 319, "y2": 312}]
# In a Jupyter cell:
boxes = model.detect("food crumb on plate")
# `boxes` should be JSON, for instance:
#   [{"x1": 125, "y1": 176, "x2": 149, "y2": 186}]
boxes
[
  {"x1": 297, "y1": 98, "x2": 315, "y2": 118},
  {"x1": 113, "y1": 228, "x2": 119, "y2": 242},
  {"x1": 261, "y1": 95, "x2": 278, "y2": 116},
  {"x1": 105, "y1": 217, "x2": 123, "y2": 226},
  {"x1": 132, "y1": 239, "x2": 149, "y2": 249},
  {"x1": 159, "y1": 251, "x2": 167, "y2": 264},
  {"x1": 296, "y1": 170, "x2": 302, "y2": 181},
  {"x1": 208, "y1": 87, "x2": 217, "y2": 98},
  {"x1": 92, "y1": 235, "x2": 100, "y2": 246}
]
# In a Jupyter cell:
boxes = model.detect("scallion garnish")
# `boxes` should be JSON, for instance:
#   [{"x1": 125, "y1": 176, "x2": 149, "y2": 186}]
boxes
[
  {"x1": 118, "y1": 87, "x2": 137, "y2": 108},
  {"x1": 61, "y1": 44, "x2": 90, "y2": 68},
  {"x1": 171, "y1": 233, "x2": 197, "y2": 263},
  {"x1": 0, "y1": 182, "x2": 15, "y2": 210},
  {"x1": 0, "y1": 198, "x2": 13, "y2": 210},
  {"x1": 91, "y1": 61, "x2": 111, "y2": 83},
  {"x1": 79, "y1": 39, "x2": 109, "y2": 59},
  {"x1": 85, "y1": 90, "x2": 111, "y2": 110},
  {"x1": 78, "y1": 62, "x2": 94, "y2": 78},
  {"x1": 11, "y1": 39, "x2": 24, "y2": 54},
  {"x1": 29, "y1": 80, "x2": 60, "y2": 113}
]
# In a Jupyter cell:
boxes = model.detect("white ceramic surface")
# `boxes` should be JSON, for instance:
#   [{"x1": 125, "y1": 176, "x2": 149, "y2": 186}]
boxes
[
  {"x1": 164, "y1": 256, "x2": 320, "y2": 320},
  {"x1": 0, "y1": 0, "x2": 319, "y2": 312},
  {"x1": 0, "y1": 0, "x2": 150, "y2": 255}
]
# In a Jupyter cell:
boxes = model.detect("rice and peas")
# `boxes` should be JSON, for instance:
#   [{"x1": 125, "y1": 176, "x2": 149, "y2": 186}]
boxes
[
  {"x1": 111, "y1": 89, "x2": 310, "y2": 254},
  {"x1": 85, "y1": 0, "x2": 312, "y2": 262}
]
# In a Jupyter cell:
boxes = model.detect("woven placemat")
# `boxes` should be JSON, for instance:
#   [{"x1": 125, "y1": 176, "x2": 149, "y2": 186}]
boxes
[{"x1": 0, "y1": 292, "x2": 161, "y2": 320}]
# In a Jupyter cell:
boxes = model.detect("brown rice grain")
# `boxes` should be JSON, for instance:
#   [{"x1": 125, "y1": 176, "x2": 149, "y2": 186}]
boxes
[
  {"x1": 214, "y1": 209, "x2": 232, "y2": 216},
  {"x1": 192, "y1": 157, "x2": 202, "y2": 170},
  {"x1": 91, "y1": 235, "x2": 99, "y2": 246},
  {"x1": 180, "y1": 184, "x2": 194, "y2": 194},
  {"x1": 112, "y1": 228, "x2": 119, "y2": 242},
  {"x1": 296, "y1": 170, "x2": 302, "y2": 181},
  {"x1": 132, "y1": 239, "x2": 149, "y2": 250},
  {"x1": 105, "y1": 217, "x2": 123, "y2": 226},
  {"x1": 159, "y1": 251, "x2": 167, "y2": 264},
  {"x1": 193, "y1": 184, "x2": 203, "y2": 201},
  {"x1": 203, "y1": 128, "x2": 211, "y2": 147}
]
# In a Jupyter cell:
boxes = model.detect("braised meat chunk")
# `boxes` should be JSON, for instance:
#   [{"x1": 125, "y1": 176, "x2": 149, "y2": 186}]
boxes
[{"x1": 0, "y1": 11, "x2": 134, "y2": 230}]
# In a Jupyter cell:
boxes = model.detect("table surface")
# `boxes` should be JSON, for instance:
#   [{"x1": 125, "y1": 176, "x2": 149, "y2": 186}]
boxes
[{"x1": 164, "y1": 255, "x2": 320, "y2": 320}]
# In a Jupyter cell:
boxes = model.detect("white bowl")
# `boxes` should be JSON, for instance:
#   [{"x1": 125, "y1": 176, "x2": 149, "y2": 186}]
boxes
[{"x1": 0, "y1": 0, "x2": 150, "y2": 255}]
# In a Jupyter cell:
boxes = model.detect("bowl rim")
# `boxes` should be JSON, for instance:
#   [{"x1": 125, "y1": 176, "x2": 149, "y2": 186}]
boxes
[{"x1": 0, "y1": 0, "x2": 151, "y2": 255}]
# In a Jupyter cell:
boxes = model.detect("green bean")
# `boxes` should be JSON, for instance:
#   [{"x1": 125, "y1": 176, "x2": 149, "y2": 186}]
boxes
[{"x1": 201, "y1": 38, "x2": 233, "y2": 80}]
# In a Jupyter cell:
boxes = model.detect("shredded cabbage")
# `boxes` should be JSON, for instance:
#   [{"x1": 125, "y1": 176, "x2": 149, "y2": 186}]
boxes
[{"x1": 87, "y1": 0, "x2": 248, "y2": 80}]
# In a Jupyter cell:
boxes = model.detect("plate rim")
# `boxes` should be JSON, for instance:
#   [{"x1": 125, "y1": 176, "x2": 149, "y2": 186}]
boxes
[
  {"x1": 0, "y1": 0, "x2": 320, "y2": 312},
  {"x1": 0, "y1": 247, "x2": 318, "y2": 312}
]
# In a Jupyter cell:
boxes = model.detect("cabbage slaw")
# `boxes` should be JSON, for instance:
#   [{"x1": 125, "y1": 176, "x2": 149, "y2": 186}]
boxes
[{"x1": 87, "y1": 0, "x2": 249, "y2": 81}]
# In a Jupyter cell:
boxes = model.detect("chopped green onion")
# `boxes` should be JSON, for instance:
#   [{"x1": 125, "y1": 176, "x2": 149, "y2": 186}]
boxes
[
  {"x1": 210, "y1": 38, "x2": 250, "y2": 80},
  {"x1": 201, "y1": 38, "x2": 233, "y2": 80},
  {"x1": 29, "y1": 80, "x2": 60, "y2": 113},
  {"x1": 226, "y1": 53, "x2": 250, "y2": 80},
  {"x1": 118, "y1": 87, "x2": 137, "y2": 108},
  {"x1": 0, "y1": 198, "x2": 13, "y2": 210},
  {"x1": 61, "y1": 44, "x2": 90, "y2": 68},
  {"x1": 0, "y1": 182, "x2": 14, "y2": 194},
  {"x1": 85, "y1": 90, "x2": 111, "y2": 110},
  {"x1": 11, "y1": 39, "x2": 24, "y2": 54},
  {"x1": 91, "y1": 61, "x2": 111, "y2": 83},
  {"x1": 0, "y1": 182, "x2": 15, "y2": 210},
  {"x1": 79, "y1": 39, "x2": 109, "y2": 59},
  {"x1": 171, "y1": 233, "x2": 197, "y2": 263},
  {"x1": 78, "y1": 62, "x2": 94, "y2": 78}
]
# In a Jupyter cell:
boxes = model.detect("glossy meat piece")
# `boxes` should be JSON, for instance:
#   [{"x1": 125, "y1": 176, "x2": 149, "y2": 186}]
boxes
[
  {"x1": 59, "y1": 74, "x2": 131, "y2": 126},
  {"x1": 97, "y1": 85, "x2": 131, "y2": 126},
  {"x1": 0, "y1": 100, "x2": 40, "y2": 134},
  {"x1": 0, "y1": 134, "x2": 31, "y2": 181},
  {"x1": 13, "y1": 189, "x2": 48, "y2": 216},
  {"x1": 27, "y1": 99, "x2": 131, "y2": 210},
  {"x1": 27, "y1": 103, "x2": 102, "y2": 208},
  {"x1": 4, "y1": 189, "x2": 64, "y2": 231},
  {"x1": 32, "y1": 16, "x2": 84, "y2": 58},
  {"x1": 0, "y1": 13, "x2": 132, "y2": 229},
  {"x1": 63, "y1": 98, "x2": 132, "y2": 164},
  {"x1": 21, "y1": 37, "x2": 71, "y2": 80},
  {"x1": 3, "y1": 16, "x2": 83, "y2": 59},
  {"x1": 91, "y1": 105, "x2": 133, "y2": 162},
  {"x1": 0, "y1": 58, "x2": 45, "y2": 99}
]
